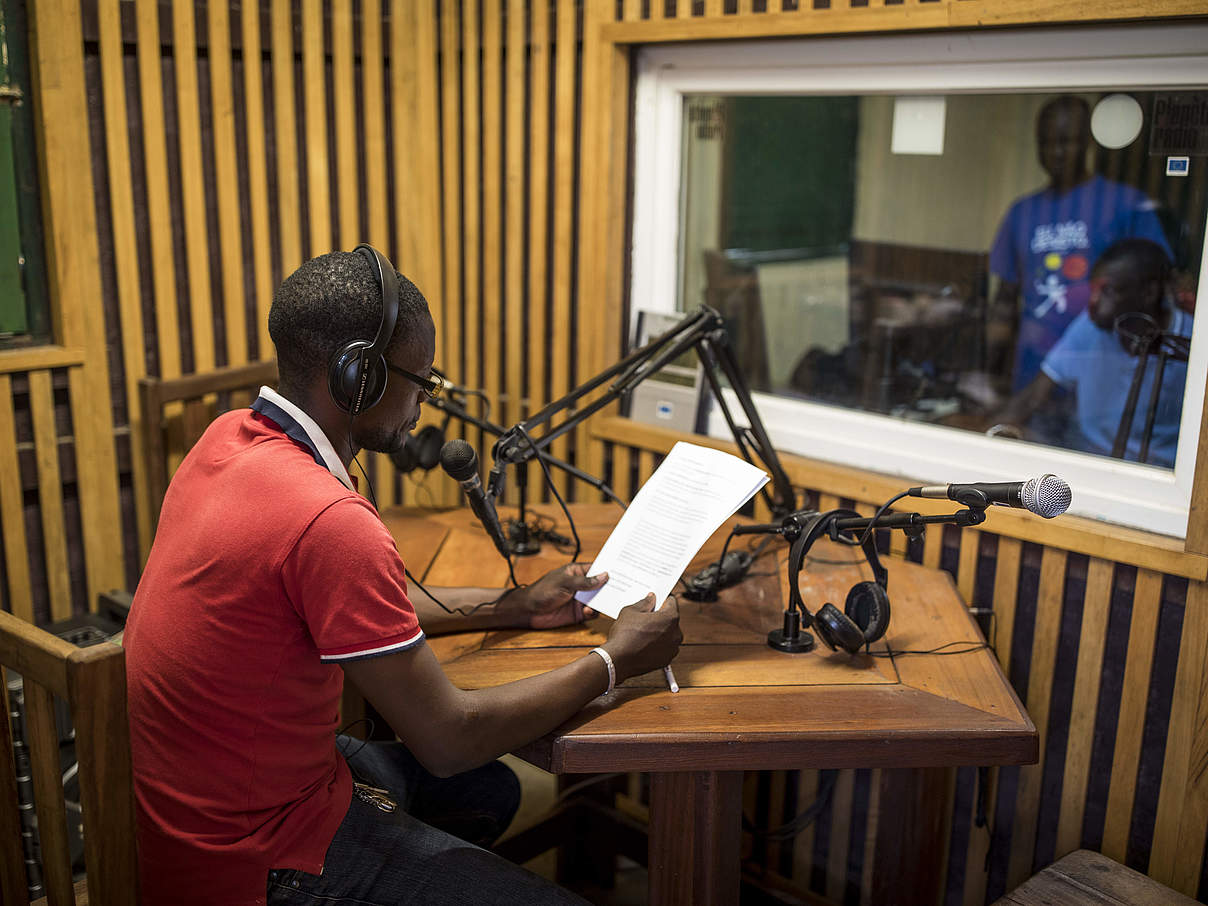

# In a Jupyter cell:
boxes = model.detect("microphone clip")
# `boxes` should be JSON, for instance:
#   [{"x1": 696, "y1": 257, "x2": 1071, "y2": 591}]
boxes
[{"x1": 487, "y1": 461, "x2": 507, "y2": 499}]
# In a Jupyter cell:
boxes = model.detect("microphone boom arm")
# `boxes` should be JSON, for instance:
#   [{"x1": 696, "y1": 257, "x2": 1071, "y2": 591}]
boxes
[{"x1": 492, "y1": 305, "x2": 798, "y2": 520}]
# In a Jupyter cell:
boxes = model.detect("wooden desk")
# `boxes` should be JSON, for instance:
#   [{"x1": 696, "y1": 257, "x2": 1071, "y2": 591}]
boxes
[{"x1": 381, "y1": 503, "x2": 1037, "y2": 906}]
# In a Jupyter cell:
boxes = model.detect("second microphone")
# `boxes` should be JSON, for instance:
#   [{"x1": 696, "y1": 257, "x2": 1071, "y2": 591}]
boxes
[{"x1": 439, "y1": 439, "x2": 512, "y2": 560}]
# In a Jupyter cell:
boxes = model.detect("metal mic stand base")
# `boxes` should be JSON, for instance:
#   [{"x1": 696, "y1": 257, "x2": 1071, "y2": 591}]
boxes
[
  {"x1": 505, "y1": 520, "x2": 542, "y2": 557},
  {"x1": 768, "y1": 609, "x2": 815, "y2": 653}
]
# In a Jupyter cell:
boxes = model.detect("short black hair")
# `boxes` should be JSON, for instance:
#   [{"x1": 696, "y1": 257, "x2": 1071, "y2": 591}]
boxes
[
  {"x1": 1094, "y1": 237, "x2": 1172, "y2": 288},
  {"x1": 268, "y1": 250, "x2": 431, "y2": 387},
  {"x1": 1036, "y1": 94, "x2": 1090, "y2": 135}
]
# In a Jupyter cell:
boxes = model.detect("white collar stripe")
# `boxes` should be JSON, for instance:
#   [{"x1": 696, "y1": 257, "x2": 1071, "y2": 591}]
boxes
[{"x1": 252, "y1": 387, "x2": 355, "y2": 490}]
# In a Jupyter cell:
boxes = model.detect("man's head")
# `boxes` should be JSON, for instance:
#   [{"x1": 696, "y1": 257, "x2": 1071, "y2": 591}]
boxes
[
  {"x1": 1036, "y1": 95, "x2": 1091, "y2": 191},
  {"x1": 1088, "y1": 238, "x2": 1170, "y2": 335},
  {"x1": 269, "y1": 250, "x2": 436, "y2": 454}
]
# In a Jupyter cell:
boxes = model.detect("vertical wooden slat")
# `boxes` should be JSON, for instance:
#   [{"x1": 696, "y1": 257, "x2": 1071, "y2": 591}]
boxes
[
  {"x1": 173, "y1": 0, "x2": 216, "y2": 373},
  {"x1": 136, "y1": 0, "x2": 181, "y2": 380},
  {"x1": 33, "y1": 0, "x2": 125, "y2": 603},
  {"x1": 332, "y1": 0, "x2": 357, "y2": 251},
  {"x1": 637, "y1": 450, "x2": 657, "y2": 488},
  {"x1": 922, "y1": 523, "x2": 943, "y2": 570},
  {"x1": 548, "y1": 0, "x2": 577, "y2": 498},
  {"x1": 581, "y1": 26, "x2": 629, "y2": 487},
  {"x1": 25, "y1": 681, "x2": 73, "y2": 904},
  {"x1": 242, "y1": 0, "x2": 274, "y2": 358},
  {"x1": 890, "y1": 530, "x2": 907, "y2": 559},
  {"x1": 396, "y1": 0, "x2": 444, "y2": 304},
  {"x1": 208, "y1": 0, "x2": 248, "y2": 367},
  {"x1": 69, "y1": 648, "x2": 138, "y2": 904},
  {"x1": 791, "y1": 769, "x2": 821, "y2": 888},
  {"x1": 395, "y1": 0, "x2": 451, "y2": 506},
  {"x1": 860, "y1": 768, "x2": 881, "y2": 904},
  {"x1": 355, "y1": 0, "x2": 394, "y2": 508},
  {"x1": 957, "y1": 528, "x2": 979, "y2": 603},
  {"x1": 98, "y1": 0, "x2": 153, "y2": 554},
  {"x1": 1162, "y1": 578, "x2": 1208, "y2": 894},
  {"x1": 482, "y1": 0, "x2": 503, "y2": 432},
  {"x1": 825, "y1": 769, "x2": 855, "y2": 902},
  {"x1": 523, "y1": 0, "x2": 552, "y2": 504},
  {"x1": 818, "y1": 493, "x2": 839, "y2": 511},
  {"x1": 462, "y1": 0, "x2": 483, "y2": 401},
  {"x1": 303, "y1": 0, "x2": 331, "y2": 256},
  {"x1": 991, "y1": 538, "x2": 1022, "y2": 674},
  {"x1": 273, "y1": 0, "x2": 303, "y2": 274},
  {"x1": 436, "y1": 0, "x2": 464, "y2": 506},
  {"x1": 0, "y1": 674, "x2": 24, "y2": 902},
  {"x1": 29, "y1": 372, "x2": 70, "y2": 621},
  {"x1": 362, "y1": 0, "x2": 387, "y2": 254},
  {"x1": 1152, "y1": 578, "x2": 1208, "y2": 890},
  {"x1": 0, "y1": 377, "x2": 32, "y2": 620},
  {"x1": 1006, "y1": 547, "x2": 1067, "y2": 890},
  {"x1": 1101, "y1": 568, "x2": 1164, "y2": 862},
  {"x1": 504, "y1": 0, "x2": 525, "y2": 433},
  {"x1": 1055, "y1": 556, "x2": 1114, "y2": 856}
]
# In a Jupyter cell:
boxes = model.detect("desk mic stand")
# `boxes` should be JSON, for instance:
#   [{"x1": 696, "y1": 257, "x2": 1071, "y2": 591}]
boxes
[
  {"x1": 733, "y1": 506, "x2": 987, "y2": 653},
  {"x1": 1112, "y1": 313, "x2": 1191, "y2": 464},
  {"x1": 488, "y1": 305, "x2": 798, "y2": 522},
  {"x1": 426, "y1": 392, "x2": 618, "y2": 555}
]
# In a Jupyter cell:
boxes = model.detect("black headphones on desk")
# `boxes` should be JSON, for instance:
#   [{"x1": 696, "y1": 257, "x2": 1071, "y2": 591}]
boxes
[
  {"x1": 328, "y1": 244, "x2": 400, "y2": 416},
  {"x1": 786, "y1": 509, "x2": 891, "y2": 654}
]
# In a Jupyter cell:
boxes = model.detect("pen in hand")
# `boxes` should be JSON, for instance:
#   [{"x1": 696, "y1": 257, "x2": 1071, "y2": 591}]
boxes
[{"x1": 663, "y1": 666, "x2": 680, "y2": 693}]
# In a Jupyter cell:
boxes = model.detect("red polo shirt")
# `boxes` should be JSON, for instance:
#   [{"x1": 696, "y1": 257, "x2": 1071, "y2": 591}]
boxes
[{"x1": 125, "y1": 408, "x2": 424, "y2": 905}]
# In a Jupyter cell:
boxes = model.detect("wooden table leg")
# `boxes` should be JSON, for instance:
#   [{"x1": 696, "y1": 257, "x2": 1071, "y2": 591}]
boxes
[
  {"x1": 873, "y1": 767, "x2": 950, "y2": 906},
  {"x1": 649, "y1": 771, "x2": 743, "y2": 906}
]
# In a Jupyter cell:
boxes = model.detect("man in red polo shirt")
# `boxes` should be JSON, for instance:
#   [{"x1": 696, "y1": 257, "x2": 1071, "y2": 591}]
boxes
[{"x1": 124, "y1": 248, "x2": 681, "y2": 905}]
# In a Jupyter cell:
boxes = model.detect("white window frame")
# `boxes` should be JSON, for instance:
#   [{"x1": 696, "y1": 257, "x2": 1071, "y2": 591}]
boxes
[{"x1": 631, "y1": 22, "x2": 1208, "y2": 538}]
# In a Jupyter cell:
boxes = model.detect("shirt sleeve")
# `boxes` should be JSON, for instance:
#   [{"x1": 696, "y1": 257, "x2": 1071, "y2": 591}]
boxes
[
  {"x1": 1040, "y1": 316, "x2": 1093, "y2": 390},
  {"x1": 281, "y1": 496, "x2": 425, "y2": 662},
  {"x1": 989, "y1": 203, "x2": 1019, "y2": 282}
]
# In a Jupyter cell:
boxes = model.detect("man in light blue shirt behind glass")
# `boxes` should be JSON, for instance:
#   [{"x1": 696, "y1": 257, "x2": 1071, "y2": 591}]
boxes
[{"x1": 994, "y1": 238, "x2": 1191, "y2": 468}]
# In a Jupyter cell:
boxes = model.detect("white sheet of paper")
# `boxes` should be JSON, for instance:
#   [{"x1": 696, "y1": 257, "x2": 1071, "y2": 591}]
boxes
[{"x1": 575, "y1": 442, "x2": 769, "y2": 618}]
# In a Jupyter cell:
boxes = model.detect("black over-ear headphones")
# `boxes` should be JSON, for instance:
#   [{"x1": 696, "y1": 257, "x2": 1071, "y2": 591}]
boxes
[
  {"x1": 391, "y1": 417, "x2": 450, "y2": 473},
  {"x1": 786, "y1": 509, "x2": 891, "y2": 654},
  {"x1": 328, "y1": 244, "x2": 400, "y2": 415}
]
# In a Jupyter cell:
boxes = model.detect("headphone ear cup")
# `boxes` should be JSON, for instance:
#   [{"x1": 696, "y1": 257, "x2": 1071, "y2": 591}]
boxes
[
  {"x1": 391, "y1": 425, "x2": 444, "y2": 474},
  {"x1": 414, "y1": 425, "x2": 445, "y2": 471},
  {"x1": 328, "y1": 341, "x2": 387, "y2": 415},
  {"x1": 845, "y1": 581, "x2": 891, "y2": 645},
  {"x1": 813, "y1": 602, "x2": 866, "y2": 654}
]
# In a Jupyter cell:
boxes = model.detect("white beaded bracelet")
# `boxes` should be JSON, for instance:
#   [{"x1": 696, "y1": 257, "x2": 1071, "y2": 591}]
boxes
[{"x1": 590, "y1": 646, "x2": 615, "y2": 694}]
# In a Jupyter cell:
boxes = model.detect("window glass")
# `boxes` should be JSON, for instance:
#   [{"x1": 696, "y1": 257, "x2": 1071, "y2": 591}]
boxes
[{"x1": 678, "y1": 90, "x2": 1205, "y2": 472}]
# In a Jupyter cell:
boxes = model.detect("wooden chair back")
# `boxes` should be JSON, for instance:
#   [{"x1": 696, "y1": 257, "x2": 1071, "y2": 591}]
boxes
[
  {"x1": 0, "y1": 610, "x2": 137, "y2": 905},
  {"x1": 139, "y1": 360, "x2": 278, "y2": 529}
]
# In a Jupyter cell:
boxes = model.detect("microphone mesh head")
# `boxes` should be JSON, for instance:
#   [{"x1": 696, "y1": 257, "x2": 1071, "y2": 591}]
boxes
[
  {"x1": 439, "y1": 439, "x2": 478, "y2": 482},
  {"x1": 1022, "y1": 474, "x2": 1071, "y2": 518}
]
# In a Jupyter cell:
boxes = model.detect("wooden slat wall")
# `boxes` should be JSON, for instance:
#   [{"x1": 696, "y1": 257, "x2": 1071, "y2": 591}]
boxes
[{"x1": 11, "y1": 0, "x2": 1208, "y2": 903}]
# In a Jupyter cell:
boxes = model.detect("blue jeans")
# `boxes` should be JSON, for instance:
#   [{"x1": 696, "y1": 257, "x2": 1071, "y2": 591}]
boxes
[{"x1": 265, "y1": 737, "x2": 587, "y2": 905}]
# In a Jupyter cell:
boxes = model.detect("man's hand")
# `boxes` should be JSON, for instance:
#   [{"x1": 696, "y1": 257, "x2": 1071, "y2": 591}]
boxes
[
  {"x1": 603, "y1": 594, "x2": 682, "y2": 683},
  {"x1": 497, "y1": 563, "x2": 606, "y2": 629}
]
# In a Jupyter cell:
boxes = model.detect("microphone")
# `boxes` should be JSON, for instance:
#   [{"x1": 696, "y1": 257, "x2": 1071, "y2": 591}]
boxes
[
  {"x1": 907, "y1": 474, "x2": 1071, "y2": 518},
  {"x1": 439, "y1": 439, "x2": 511, "y2": 559}
]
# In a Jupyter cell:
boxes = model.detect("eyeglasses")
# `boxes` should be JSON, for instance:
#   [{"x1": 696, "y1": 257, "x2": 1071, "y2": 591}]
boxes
[{"x1": 386, "y1": 363, "x2": 447, "y2": 400}]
